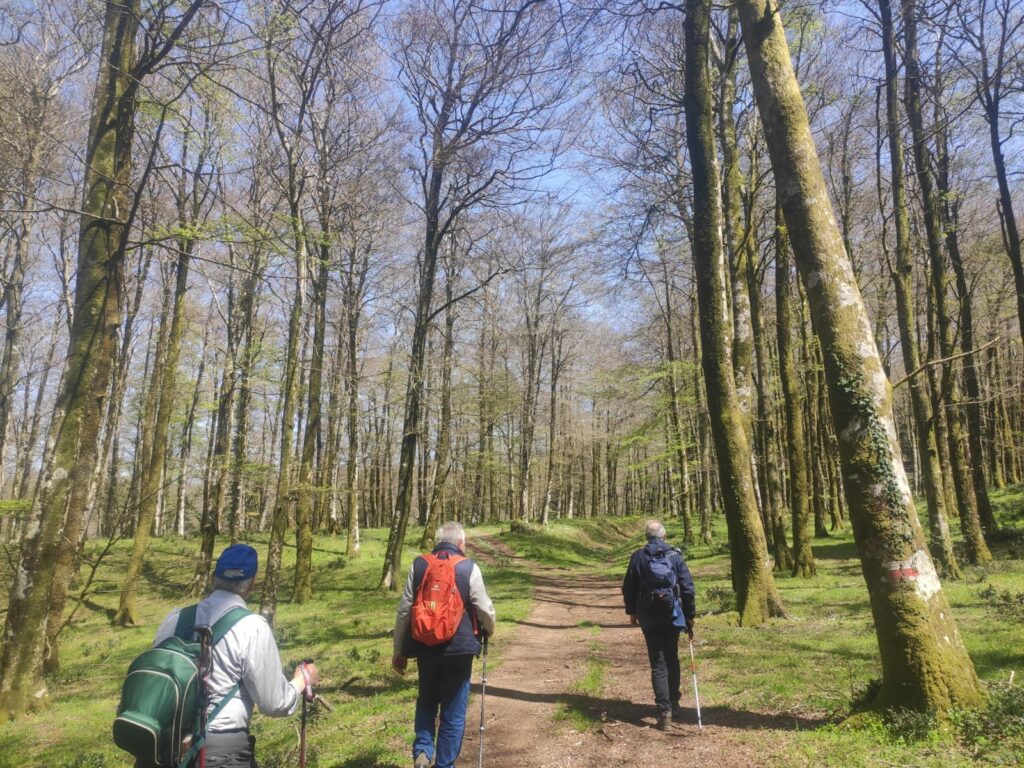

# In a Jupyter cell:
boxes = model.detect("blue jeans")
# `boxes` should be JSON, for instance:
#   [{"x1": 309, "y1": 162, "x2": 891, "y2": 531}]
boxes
[{"x1": 413, "y1": 654, "x2": 474, "y2": 768}]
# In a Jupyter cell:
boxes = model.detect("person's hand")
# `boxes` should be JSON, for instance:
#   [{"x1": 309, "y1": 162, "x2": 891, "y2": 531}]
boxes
[
  {"x1": 293, "y1": 662, "x2": 319, "y2": 691},
  {"x1": 392, "y1": 653, "x2": 408, "y2": 675},
  {"x1": 686, "y1": 623, "x2": 695, "y2": 640},
  {"x1": 629, "y1": 615, "x2": 639, "y2": 627}
]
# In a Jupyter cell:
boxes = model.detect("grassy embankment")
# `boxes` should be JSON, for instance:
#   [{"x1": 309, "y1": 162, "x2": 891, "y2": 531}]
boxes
[{"x1": 0, "y1": 486, "x2": 1021, "y2": 767}]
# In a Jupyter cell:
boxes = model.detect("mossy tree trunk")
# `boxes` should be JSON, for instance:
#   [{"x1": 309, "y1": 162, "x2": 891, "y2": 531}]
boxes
[
  {"x1": 115, "y1": 239, "x2": 192, "y2": 625},
  {"x1": 932, "y1": 85, "x2": 999, "y2": 538},
  {"x1": 658, "y1": 256, "x2": 695, "y2": 544},
  {"x1": 736, "y1": 0, "x2": 983, "y2": 712},
  {"x1": 116, "y1": 109, "x2": 214, "y2": 623},
  {"x1": 901, "y1": 0, "x2": 990, "y2": 566},
  {"x1": 775, "y1": 206, "x2": 814, "y2": 577},
  {"x1": 877, "y1": 0, "x2": 960, "y2": 578},
  {"x1": 293, "y1": 234, "x2": 329, "y2": 604},
  {"x1": 683, "y1": 0, "x2": 785, "y2": 626},
  {"x1": 716, "y1": 10, "x2": 761, "y2": 527},
  {"x1": 742, "y1": 146, "x2": 788, "y2": 569},
  {"x1": 421, "y1": 261, "x2": 456, "y2": 549},
  {"x1": 0, "y1": 0, "x2": 139, "y2": 718}
]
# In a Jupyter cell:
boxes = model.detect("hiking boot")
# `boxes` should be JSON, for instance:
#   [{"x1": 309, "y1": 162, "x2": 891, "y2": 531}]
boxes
[
  {"x1": 656, "y1": 710, "x2": 671, "y2": 730},
  {"x1": 414, "y1": 752, "x2": 431, "y2": 768}
]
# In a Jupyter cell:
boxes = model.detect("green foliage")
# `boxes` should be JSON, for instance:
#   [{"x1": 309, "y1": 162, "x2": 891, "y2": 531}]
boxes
[
  {"x1": 701, "y1": 586, "x2": 735, "y2": 615},
  {"x1": 952, "y1": 682, "x2": 1024, "y2": 760},
  {"x1": 0, "y1": 499, "x2": 30, "y2": 517},
  {"x1": 977, "y1": 585, "x2": 1024, "y2": 622},
  {"x1": 60, "y1": 753, "x2": 108, "y2": 768}
]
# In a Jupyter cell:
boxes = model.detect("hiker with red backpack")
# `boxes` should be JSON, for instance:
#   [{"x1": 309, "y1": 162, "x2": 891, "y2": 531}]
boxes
[
  {"x1": 116, "y1": 543, "x2": 319, "y2": 767},
  {"x1": 392, "y1": 521, "x2": 496, "y2": 768},
  {"x1": 622, "y1": 520, "x2": 697, "y2": 730}
]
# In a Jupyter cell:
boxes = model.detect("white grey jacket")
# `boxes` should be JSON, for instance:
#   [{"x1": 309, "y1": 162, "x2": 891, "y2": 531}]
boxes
[{"x1": 154, "y1": 590, "x2": 300, "y2": 732}]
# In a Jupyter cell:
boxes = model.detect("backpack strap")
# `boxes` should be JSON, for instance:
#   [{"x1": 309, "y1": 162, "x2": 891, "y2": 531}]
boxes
[
  {"x1": 210, "y1": 606, "x2": 250, "y2": 645},
  {"x1": 173, "y1": 605, "x2": 199, "y2": 640},
  {"x1": 175, "y1": 682, "x2": 241, "y2": 768},
  {"x1": 175, "y1": 607, "x2": 250, "y2": 768}
]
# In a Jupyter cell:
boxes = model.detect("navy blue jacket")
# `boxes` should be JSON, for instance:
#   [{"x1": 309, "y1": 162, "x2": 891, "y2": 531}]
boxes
[
  {"x1": 622, "y1": 539, "x2": 696, "y2": 628},
  {"x1": 403, "y1": 543, "x2": 481, "y2": 658}
]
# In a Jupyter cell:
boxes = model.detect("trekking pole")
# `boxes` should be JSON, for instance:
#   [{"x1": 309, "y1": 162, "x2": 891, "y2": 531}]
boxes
[
  {"x1": 196, "y1": 628, "x2": 214, "y2": 768},
  {"x1": 299, "y1": 659, "x2": 315, "y2": 768},
  {"x1": 687, "y1": 635, "x2": 703, "y2": 733},
  {"x1": 478, "y1": 634, "x2": 489, "y2": 768}
]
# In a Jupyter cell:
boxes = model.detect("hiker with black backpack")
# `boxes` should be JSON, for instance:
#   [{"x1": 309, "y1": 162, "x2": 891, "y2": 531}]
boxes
[
  {"x1": 622, "y1": 520, "x2": 697, "y2": 730},
  {"x1": 392, "y1": 521, "x2": 496, "y2": 768},
  {"x1": 115, "y1": 543, "x2": 319, "y2": 767}
]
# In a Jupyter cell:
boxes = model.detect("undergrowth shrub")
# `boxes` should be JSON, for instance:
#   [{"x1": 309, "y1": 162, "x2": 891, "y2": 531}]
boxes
[
  {"x1": 977, "y1": 585, "x2": 1024, "y2": 622},
  {"x1": 952, "y1": 681, "x2": 1024, "y2": 758},
  {"x1": 702, "y1": 586, "x2": 735, "y2": 615}
]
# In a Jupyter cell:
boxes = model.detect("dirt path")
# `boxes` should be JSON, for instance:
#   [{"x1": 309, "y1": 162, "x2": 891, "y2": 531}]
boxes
[{"x1": 461, "y1": 536, "x2": 767, "y2": 768}]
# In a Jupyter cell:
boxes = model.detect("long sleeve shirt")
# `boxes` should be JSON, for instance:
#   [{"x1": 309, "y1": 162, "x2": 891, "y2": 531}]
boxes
[{"x1": 154, "y1": 590, "x2": 300, "y2": 731}]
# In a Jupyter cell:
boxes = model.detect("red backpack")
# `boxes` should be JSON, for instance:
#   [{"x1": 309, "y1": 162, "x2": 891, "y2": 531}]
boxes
[{"x1": 410, "y1": 553, "x2": 467, "y2": 646}]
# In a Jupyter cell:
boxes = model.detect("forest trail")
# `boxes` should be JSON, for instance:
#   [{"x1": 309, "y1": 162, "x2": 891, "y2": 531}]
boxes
[{"x1": 461, "y1": 535, "x2": 767, "y2": 768}]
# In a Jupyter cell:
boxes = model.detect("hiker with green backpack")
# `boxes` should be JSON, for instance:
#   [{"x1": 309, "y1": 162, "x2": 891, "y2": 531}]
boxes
[{"x1": 114, "y1": 544, "x2": 319, "y2": 767}]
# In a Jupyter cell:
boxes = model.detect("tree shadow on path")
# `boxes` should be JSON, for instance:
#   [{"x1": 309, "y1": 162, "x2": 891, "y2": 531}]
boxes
[{"x1": 476, "y1": 684, "x2": 834, "y2": 732}]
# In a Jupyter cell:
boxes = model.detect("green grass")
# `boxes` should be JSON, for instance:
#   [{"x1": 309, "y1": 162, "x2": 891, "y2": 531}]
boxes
[
  {"x1": 0, "y1": 525, "x2": 532, "y2": 768},
  {"x1": 553, "y1": 635, "x2": 608, "y2": 732},
  {"x1": 1, "y1": 491, "x2": 1023, "y2": 767}
]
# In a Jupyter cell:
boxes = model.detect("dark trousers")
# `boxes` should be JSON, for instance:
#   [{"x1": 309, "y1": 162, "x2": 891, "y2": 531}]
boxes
[
  {"x1": 134, "y1": 731, "x2": 255, "y2": 768},
  {"x1": 641, "y1": 624, "x2": 681, "y2": 713},
  {"x1": 414, "y1": 653, "x2": 474, "y2": 768},
  {"x1": 202, "y1": 731, "x2": 257, "y2": 768}
]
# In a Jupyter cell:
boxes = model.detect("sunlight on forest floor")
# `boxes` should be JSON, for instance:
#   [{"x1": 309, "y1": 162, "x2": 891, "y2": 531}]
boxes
[{"x1": 0, "y1": 490, "x2": 1022, "y2": 767}]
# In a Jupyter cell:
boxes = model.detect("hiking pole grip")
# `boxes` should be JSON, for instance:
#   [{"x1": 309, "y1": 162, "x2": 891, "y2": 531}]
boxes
[{"x1": 300, "y1": 659, "x2": 315, "y2": 701}]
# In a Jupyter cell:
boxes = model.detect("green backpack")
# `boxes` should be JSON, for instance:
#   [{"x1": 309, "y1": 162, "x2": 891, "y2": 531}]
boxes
[{"x1": 113, "y1": 605, "x2": 250, "y2": 767}]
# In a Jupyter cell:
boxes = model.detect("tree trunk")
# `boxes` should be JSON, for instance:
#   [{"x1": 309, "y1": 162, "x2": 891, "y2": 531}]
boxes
[
  {"x1": 0, "y1": 0, "x2": 137, "y2": 718},
  {"x1": 776, "y1": 206, "x2": 814, "y2": 576},
  {"x1": 683, "y1": 0, "x2": 784, "y2": 625},
  {"x1": 901, "y1": 0, "x2": 990, "y2": 565},
  {"x1": 260, "y1": 231, "x2": 306, "y2": 623},
  {"x1": 875, "y1": 0, "x2": 960, "y2": 577},
  {"x1": 421, "y1": 267, "x2": 456, "y2": 548},
  {"x1": 935, "y1": 108, "x2": 999, "y2": 538},
  {"x1": 293, "y1": 242, "x2": 328, "y2": 604},
  {"x1": 736, "y1": 0, "x2": 983, "y2": 712},
  {"x1": 343, "y1": 251, "x2": 365, "y2": 555},
  {"x1": 380, "y1": 163, "x2": 444, "y2": 590},
  {"x1": 115, "y1": 242, "x2": 193, "y2": 625}
]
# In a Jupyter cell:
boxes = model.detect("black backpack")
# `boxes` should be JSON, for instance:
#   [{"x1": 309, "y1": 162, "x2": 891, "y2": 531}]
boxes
[{"x1": 642, "y1": 548, "x2": 679, "y2": 616}]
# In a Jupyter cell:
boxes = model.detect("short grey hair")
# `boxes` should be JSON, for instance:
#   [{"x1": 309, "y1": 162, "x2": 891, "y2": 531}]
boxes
[
  {"x1": 437, "y1": 521, "x2": 465, "y2": 548},
  {"x1": 645, "y1": 520, "x2": 666, "y2": 541},
  {"x1": 213, "y1": 576, "x2": 255, "y2": 595}
]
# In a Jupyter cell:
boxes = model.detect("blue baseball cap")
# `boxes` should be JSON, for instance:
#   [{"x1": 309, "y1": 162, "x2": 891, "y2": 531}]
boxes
[{"x1": 214, "y1": 543, "x2": 258, "y2": 580}]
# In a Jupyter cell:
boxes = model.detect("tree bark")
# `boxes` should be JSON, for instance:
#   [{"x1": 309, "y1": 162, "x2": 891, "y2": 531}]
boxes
[
  {"x1": 735, "y1": 0, "x2": 983, "y2": 712},
  {"x1": 901, "y1": 0, "x2": 990, "y2": 565},
  {"x1": 683, "y1": 0, "x2": 784, "y2": 626},
  {"x1": 0, "y1": 0, "x2": 138, "y2": 718},
  {"x1": 776, "y1": 206, "x2": 814, "y2": 576}
]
